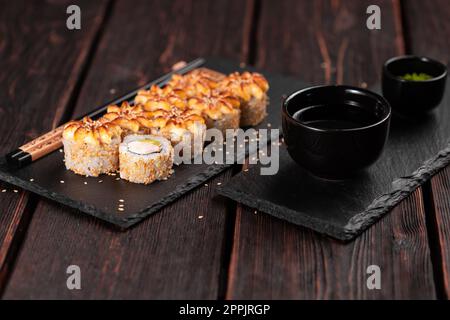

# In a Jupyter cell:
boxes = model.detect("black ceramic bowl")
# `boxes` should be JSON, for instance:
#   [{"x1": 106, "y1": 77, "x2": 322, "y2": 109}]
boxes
[
  {"x1": 282, "y1": 85, "x2": 391, "y2": 180},
  {"x1": 382, "y1": 55, "x2": 447, "y2": 115}
]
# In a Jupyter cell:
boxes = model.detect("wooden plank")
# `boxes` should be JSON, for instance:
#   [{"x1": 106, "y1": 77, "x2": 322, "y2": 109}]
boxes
[
  {"x1": 405, "y1": 0, "x2": 450, "y2": 298},
  {"x1": 3, "y1": 0, "x2": 251, "y2": 299},
  {"x1": 0, "y1": 0, "x2": 110, "y2": 293},
  {"x1": 226, "y1": 0, "x2": 437, "y2": 299}
]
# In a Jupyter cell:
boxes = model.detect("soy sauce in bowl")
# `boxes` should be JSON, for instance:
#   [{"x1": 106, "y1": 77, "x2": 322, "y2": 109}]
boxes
[
  {"x1": 293, "y1": 104, "x2": 377, "y2": 130},
  {"x1": 281, "y1": 85, "x2": 391, "y2": 179}
]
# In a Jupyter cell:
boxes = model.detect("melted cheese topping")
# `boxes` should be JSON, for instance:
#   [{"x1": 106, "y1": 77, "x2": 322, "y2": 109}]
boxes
[
  {"x1": 188, "y1": 91, "x2": 240, "y2": 120},
  {"x1": 101, "y1": 102, "x2": 156, "y2": 132},
  {"x1": 218, "y1": 72, "x2": 269, "y2": 102},
  {"x1": 63, "y1": 117, "x2": 122, "y2": 145}
]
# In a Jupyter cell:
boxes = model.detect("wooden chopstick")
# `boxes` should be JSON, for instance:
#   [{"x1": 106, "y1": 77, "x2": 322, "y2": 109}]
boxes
[{"x1": 5, "y1": 58, "x2": 206, "y2": 168}]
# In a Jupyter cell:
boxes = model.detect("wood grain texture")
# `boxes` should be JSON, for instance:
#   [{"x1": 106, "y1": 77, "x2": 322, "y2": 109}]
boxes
[
  {"x1": 3, "y1": 0, "x2": 249, "y2": 299},
  {"x1": 0, "y1": 0, "x2": 109, "y2": 293},
  {"x1": 226, "y1": 0, "x2": 437, "y2": 299},
  {"x1": 405, "y1": 0, "x2": 450, "y2": 298}
]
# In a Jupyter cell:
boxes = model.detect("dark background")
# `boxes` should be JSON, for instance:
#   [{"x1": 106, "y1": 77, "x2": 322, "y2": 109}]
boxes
[{"x1": 0, "y1": 0, "x2": 449, "y2": 299}]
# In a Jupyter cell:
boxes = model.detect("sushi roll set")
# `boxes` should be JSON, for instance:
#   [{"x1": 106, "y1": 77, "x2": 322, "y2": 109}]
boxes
[{"x1": 62, "y1": 68, "x2": 269, "y2": 184}]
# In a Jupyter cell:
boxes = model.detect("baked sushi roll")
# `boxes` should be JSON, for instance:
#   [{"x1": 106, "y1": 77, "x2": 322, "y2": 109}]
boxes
[
  {"x1": 145, "y1": 108, "x2": 206, "y2": 159},
  {"x1": 166, "y1": 69, "x2": 224, "y2": 97},
  {"x1": 134, "y1": 85, "x2": 187, "y2": 111},
  {"x1": 119, "y1": 135, "x2": 174, "y2": 185},
  {"x1": 101, "y1": 102, "x2": 157, "y2": 137},
  {"x1": 218, "y1": 72, "x2": 269, "y2": 127},
  {"x1": 187, "y1": 91, "x2": 241, "y2": 134},
  {"x1": 62, "y1": 117, "x2": 122, "y2": 177}
]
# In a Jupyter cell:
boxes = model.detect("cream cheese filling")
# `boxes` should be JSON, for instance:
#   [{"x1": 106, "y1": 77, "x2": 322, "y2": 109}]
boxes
[{"x1": 127, "y1": 139, "x2": 161, "y2": 155}]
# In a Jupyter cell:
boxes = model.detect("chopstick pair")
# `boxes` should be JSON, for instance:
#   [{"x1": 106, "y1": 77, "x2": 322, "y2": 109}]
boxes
[{"x1": 6, "y1": 58, "x2": 206, "y2": 169}]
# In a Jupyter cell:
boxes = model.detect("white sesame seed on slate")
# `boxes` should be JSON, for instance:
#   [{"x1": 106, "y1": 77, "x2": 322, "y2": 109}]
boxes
[
  {"x1": 118, "y1": 208, "x2": 124, "y2": 212},
  {"x1": 13, "y1": 189, "x2": 18, "y2": 193},
  {"x1": 217, "y1": 182, "x2": 222, "y2": 186},
  {"x1": 254, "y1": 210, "x2": 258, "y2": 214},
  {"x1": 59, "y1": 149, "x2": 63, "y2": 153},
  {"x1": 204, "y1": 183, "x2": 208, "y2": 187},
  {"x1": 98, "y1": 180, "x2": 103, "y2": 183},
  {"x1": 119, "y1": 199, "x2": 125, "y2": 203},
  {"x1": 84, "y1": 182, "x2": 88, "y2": 185},
  {"x1": 29, "y1": 178, "x2": 34, "y2": 182},
  {"x1": 198, "y1": 215, "x2": 204, "y2": 219},
  {"x1": 60, "y1": 180, "x2": 65, "y2": 184},
  {"x1": 1, "y1": 189, "x2": 6, "y2": 193}
]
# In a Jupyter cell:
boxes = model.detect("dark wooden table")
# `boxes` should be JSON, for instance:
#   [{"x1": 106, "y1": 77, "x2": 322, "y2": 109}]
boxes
[{"x1": 0, "y1": 0, "x2": 449, "y2": 299}]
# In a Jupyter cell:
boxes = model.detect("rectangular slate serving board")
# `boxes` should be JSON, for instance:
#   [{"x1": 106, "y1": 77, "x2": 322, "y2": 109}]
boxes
[
  {"x1": 218, "y1": 81, "x2": 450, "y2": 241},
  {"x1": 0, "y1": 57, "x2": 307, "y2": 228}
]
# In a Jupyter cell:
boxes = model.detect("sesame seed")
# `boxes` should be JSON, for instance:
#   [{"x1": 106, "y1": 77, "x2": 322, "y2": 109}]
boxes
[
  {"x1": 217, "y1": 182, "x2": 222, "y2": 186},
  {"x1": 29, "y1": 178, "x2": 34, "y2": 182},
  {"x1": 1, "y1": 189, "x2": 6, "y2": 193},
  {"x1": 254, "y1": 210, "x2": 257, "y2": 214},
  {"x1": 98, "y1": 180, "x2": 103, "y2": 183},
  {"x1": 204, "y1": 183, "x2": 208, "y2": 187},
  {"x1": 267, "y1": 123, "x2": 272, "y2": 127},
  {"x1": 118, "y1": 208, "x2": 124, "y2": 212},
  {"x1": 59, "y1": 149, "x2": 63, "y2": 153},
  {"x1": 198, "y1": 215, "x2": 204, "y2": 219},
  {"x1": 244, "y1": 169, "x2": 249, "y2": 172},
  {"x1": 115, "y1": 177, "x2": 120, "y2": 181},
  {"x1": 119, "y1": 199, "x2": 125, "y2": 202},
  {"x1": 110, "y1": 173, "x2": 116, "y2": 176},
  {"x1": 84, "y1": 182, "x2": 88, "y2": 185},
  {"x1": 13, "y1": 189, "x2": 18, "y2": 193},
  {"x1": 60, "y1": 180, "x2": 64, "y2": 184},
  {"x1": 239, "y1": 144, "x2": 243, "y2": 148},
  {"x1": 119, "y1": 204, "x2": 124, "y2": 208},
  {"x1": 110, "y1": 88, "x2": 117, "y2": 94}
]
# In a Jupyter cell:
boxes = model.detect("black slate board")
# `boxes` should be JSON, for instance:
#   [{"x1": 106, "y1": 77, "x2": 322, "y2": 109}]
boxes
[
  {"x1": 0, "y1": 58, "x2": 307, "y2": 228},
  {"x1": 218, "y1": 81, "x2": 450, "y2": 241}
]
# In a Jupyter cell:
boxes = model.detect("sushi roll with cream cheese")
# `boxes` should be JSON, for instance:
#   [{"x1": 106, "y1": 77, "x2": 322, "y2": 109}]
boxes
[
  {"x1": 218, "y1": 72, "x2": 269, "y2": 126},
  {"x1": 187, "y1": 91, "x2": 241, "y2": 134},
  {"x1": 62, "y1": 117, "x2": 122, "y2": 177},
  {"x1": 119, "y1": 135, "x2": 174, "y2": 185}
]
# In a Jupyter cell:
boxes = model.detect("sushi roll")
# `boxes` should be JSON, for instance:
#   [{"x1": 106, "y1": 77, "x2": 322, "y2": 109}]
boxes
[
  {"x1": 119, "y1": 135, "x2": 174, "y2": 185},
  {"x1": 187, "y1": 91, "x2": 241, "y2": 134},
  {"x1": 145, "y1": 108, "x2": 206, "y2": 159},
  {"x1": 62, "y1": 117, "x2": 122, "y2": 177},
  {"x1": 166, "y1": 69, "x2": 224, "y2": 97},
  {"x1": 218, "y1": 72, "x2": 269, "y2": 127},
  {"x1": 101, "y1": 102, "x2": 158, "y2": 137},
  {"x1": 134, "y1": 85, "x2": 187, "y2": 111}
]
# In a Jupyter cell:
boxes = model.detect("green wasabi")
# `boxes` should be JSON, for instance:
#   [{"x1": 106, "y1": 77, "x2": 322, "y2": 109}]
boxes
[{"x1": 400, "y1": 72, "x2": 433, "y2": 81}]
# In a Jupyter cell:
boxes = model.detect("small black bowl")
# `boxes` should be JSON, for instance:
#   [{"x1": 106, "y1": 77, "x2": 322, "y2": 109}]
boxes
[
  {"x1": 281, "y1": 85, "x2": 391, "y2": 180},
  {"x1": 382, "y1": 55, "x2": 447, "y2": 115}
]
